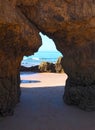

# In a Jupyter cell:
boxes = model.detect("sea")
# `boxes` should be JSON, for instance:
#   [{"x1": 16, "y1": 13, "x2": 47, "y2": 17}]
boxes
[{"x1": 21, "y1": 51, "x2": 63, "y2": 67}]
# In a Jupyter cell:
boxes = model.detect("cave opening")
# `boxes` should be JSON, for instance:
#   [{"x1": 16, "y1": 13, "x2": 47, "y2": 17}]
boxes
[
  {"x1": 21, "y1": 32, "x2": 63, "y2": 70},
  {"x1": 20, "y1": 32, "x2": 67, "y2": 115},
  {"x1": 20, "y1": 32, "x2": 67, "y2": 89}
]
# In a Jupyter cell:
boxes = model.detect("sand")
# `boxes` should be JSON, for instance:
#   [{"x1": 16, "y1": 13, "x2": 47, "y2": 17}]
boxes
[{"x1": 0, "y1": 72, "x2": 95, "y2": 130}]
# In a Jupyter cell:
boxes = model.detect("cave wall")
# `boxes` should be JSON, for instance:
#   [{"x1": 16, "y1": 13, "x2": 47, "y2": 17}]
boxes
[
  {"x1": 16, "y1": 0, "x2": 95, "y2": 111},
  {"x1": 0, "y1": 0, "x2": 42, "y2": 116},
  {"x1": 0, "y1": 0, "x2": 95, "y2": 116}
]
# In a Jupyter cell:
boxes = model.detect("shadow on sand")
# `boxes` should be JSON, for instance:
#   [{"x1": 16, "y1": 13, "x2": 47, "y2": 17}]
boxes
[
  {"x1": 21, "y1": 80, "x2": 41, "y2": 83},
  {"x1": 0, "y1": 86, "x2": 95, "y2": 130}
]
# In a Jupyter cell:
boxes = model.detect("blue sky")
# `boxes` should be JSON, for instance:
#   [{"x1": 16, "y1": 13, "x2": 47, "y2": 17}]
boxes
[
  {"x1": 22, "y1": 33, "x2": 62, "y2": 64},
  {"x1": 39, "y1": 33, "x2": 58, "y2": 52}
]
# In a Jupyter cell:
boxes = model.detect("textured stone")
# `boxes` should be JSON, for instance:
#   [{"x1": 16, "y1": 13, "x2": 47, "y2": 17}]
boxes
[
  {"x1": 55, "y1": 57, "x2": 64, "y2": 73},
  {"x1": 39, "y1": 62, "x2": 56, "y2": 73},
  {"x1": 17, "y1": 0, "x2": 95, "y2": 111},
  {"x1": 0, "y1": 0, "x2": 95, "y2": 115},
  {"x1": 20, "y1": 57, "x2": 64, "y2": 73},
  {"x1": 0, "y1": 0, "x2": 42, "y2": 116}
]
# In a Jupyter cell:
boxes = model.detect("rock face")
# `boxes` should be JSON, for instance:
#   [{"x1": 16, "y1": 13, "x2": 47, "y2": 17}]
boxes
[
  {"x1": 39, "y1": 62, "x2": 56, "y2": 73},
  {"x1": 20, "y1": 57, "x2": 64, "y2": 73},
  {"x1": 0, "y1": 0, "x2": 42, "y2": 116},
  {"x1": 55, "y1": 57, "x2": 64, "y2": 73},
  {"x1": 0, "y1": 0, "x2": 95, "y2": 115},
  {"x1": 18, "y1": 0, "x2": 95, "y2": 111}
]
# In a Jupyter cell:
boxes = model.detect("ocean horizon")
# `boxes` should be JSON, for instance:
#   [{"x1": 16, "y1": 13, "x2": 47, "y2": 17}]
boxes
[{"x1": 21, "y1": 51, "x2": 63, "y2": 67}]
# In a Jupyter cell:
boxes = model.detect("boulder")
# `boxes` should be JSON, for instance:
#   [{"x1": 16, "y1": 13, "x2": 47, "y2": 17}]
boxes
[{"x1": 39, "y1": 62, "x2": 56, "y2": 73}]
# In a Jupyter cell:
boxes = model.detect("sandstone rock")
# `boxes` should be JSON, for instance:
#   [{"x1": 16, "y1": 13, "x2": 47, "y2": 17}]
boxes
[
  {"x1": 55, "y1": 57, "x2": 64, "y2": 73},
  {"x1": 39, "y1": 62, "x2": 56, "y2": 73},
  {"x1": 20, "y1": 57, "x2": 64, "y2": 73},
  {"x1": 0, "y1": 0, "x2": 42, "y2": 116},
  {"x1": 0, "y1": 0, "x2": 95, "y2": 115},
  {"x1": 19, "y1": 0, "x2": 95, "y2": 111}
]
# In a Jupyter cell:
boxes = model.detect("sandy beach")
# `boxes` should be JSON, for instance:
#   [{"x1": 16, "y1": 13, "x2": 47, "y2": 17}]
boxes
[{"x1": 0, "y1": 72, "x2": 95, "y2": 130}]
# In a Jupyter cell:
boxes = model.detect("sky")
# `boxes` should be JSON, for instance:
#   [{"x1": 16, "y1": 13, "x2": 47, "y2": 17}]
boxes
[
  {"x1": 22, "y1": 32, "x2": 62, "y2": 64},
  {"x1": 39, "y1": 33, "x2": 58, "y2": 52}
]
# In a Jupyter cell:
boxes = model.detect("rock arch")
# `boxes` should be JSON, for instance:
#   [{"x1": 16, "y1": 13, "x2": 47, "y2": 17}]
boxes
[{"x1": 0, "y1": 0, "x2": 95, "y2": 116}]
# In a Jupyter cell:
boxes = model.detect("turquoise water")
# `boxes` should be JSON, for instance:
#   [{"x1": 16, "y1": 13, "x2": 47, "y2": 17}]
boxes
[{"x1": 21, "y1": 51, "x2": 62, "y2": 67}]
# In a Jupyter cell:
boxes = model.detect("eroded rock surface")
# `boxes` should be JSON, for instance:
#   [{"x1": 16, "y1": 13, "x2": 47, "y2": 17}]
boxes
[
  {"x1": 20, "y1": 57, "x2": 64, "y2": 73},
  {"x1": 55, "y1": 57, "x2": 64, "y2": 73},
  {"x1": 0, "y1": 0, "x2": 42, "y2": 116},
  {"x1": 0, "y1": 0, "x2": 95, "y2": 115},
  {"x1": 16, "y1": 0, "x2": 95, "y2": 111},
  {"x1": 39, "y1": 62, "x2": 56, "y2": 73}
]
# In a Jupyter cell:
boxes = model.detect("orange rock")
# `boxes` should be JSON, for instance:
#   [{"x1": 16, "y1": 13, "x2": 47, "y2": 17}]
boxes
[{"x1": 0, "y1": 0, "x2": 95, "y2": 116}]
